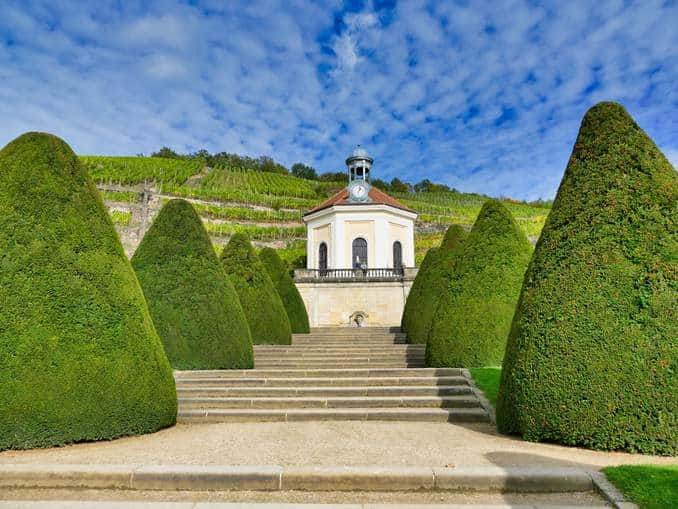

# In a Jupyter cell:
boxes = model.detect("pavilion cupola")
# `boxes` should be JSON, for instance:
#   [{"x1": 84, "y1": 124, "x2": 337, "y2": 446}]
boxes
[{"x1": 346, "y1": 145, "x2": 373, "y2": 184}]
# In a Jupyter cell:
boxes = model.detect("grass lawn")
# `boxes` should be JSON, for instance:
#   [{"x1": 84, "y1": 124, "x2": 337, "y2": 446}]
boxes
[
  {"x1": 603, "y1": 465, "x2": 678, "y2": 509},
  {"x1": 469, "y1": 367, "x2": 501, "y2": 407}
]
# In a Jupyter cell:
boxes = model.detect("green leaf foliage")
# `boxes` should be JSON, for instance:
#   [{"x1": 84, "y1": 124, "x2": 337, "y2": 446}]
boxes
[
  {"x1": 426, "y1": 200, "x2": 532, "y2": 367},
  {"x1": 401, "y1": 224, "x2": 467, "y2": 344},
  {"x1": 0, "y1": 133, "x2": 177, "y2": 450},
  {"x1": 259, "y1": 247, "x2": 310, "y2": 334},
  {"x1": 497, "y1": 102, "x2": 678, "y2": 455},
  {"x1": 220, "y1": 234, "x2": 292, "y2": 345},
  {"x1": 132, "y1": 199, "x2": 254, "y2": 369}
]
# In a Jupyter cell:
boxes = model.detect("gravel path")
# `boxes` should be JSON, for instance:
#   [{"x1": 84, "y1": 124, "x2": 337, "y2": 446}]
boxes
[{"x1": 0, "y1": 422, "x2": 673, "y2": 469}]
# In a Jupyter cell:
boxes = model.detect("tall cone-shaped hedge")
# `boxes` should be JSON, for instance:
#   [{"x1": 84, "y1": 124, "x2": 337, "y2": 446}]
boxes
[
  {"x1": 426, "y1": 201, "x2": 532, "y2": 367},
  {"x1": 0, "y1": 133, "x2": 176, "y2": 450},
  {"x1": 132, "y1": 200, "x2": 254, "y2": 369},
  {"x1": 220, "y1": 234, "x2": 292, "y2": 345},
  {"x1": 259, "y1": 247, "x2": 310, "y2": 333},
  {"x1": 497, "y1": 102, "x2": 677, "y2": 455},
  {"x1": 402, "y1": 225, "x2": 467, "y2": 344}
]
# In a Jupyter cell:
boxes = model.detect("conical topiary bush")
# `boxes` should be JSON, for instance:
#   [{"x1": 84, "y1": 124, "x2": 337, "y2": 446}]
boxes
[
  {"x1": 0, "y1": 132, "x2": 176, "y2": 450},
  {"x1": 220, "y1": 234, "x2": 292, "y2": 345},
  {"x1": 401, "y1": 224, "x2": 467, "y2": 344},
  {"x1": 426, "y1": 200, "x2": 532, "y2": 367},
  {"x1": 259, "y1": 247, "x2": 310, "y2": 334},
  {"x1": 132, "y1": 199, "x2": 254, "y2": 370},
  {"x1": 497, "y1": 102, "x2": 677, "y2": 455}
]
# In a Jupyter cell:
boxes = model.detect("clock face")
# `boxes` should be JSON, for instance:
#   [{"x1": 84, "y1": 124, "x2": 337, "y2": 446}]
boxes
[
  {"x1": 352, "y1": 184, "x2": 366, "y2": 198},
  {"x1": 349, "y1": 182, "x2": 369, "y2": 202}
]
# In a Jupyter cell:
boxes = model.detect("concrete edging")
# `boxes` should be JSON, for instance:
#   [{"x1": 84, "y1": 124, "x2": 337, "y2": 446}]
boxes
[
  {"x1": 461, "y1": 368, "x2": 496, "y2": 425},
  {"x1": 0, "y1": 464, "x2": 594, "y2": 493},
  {"x1": 589, "y1": 470, "x2": 640, "y2": 509}
]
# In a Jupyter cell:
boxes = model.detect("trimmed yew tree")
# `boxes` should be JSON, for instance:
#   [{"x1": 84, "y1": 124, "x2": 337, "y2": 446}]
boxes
[
  {"x1": 132, "y1": 199, "x2": 254, "y2": 369},
  {"x1": 0, "y1": 132, "x2": 176, "y2": 450},
  {"x1": 497, "y1": 102, "x2": 677, "y2": 455},
  {"x1": 426, "y1": 200, "x2": 532, "y2": 367},
  {"x1": 402, "y1": 225, "x2": 467, "y2": 344},
  {"x1": 220, "y1": 234, "x2": 292, "y2": 345},
  {"x1": 259, "y1": 247, "x2": 310, "y2": 333}
]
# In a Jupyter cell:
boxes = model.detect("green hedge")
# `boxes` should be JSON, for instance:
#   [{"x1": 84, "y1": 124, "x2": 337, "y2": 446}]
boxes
[
  {"x1": 220, "y1": 234, "x2": 292, "y2": 345},
  {"x1": 402, "y1": 225, "x2": 467, "y2": 344},
  {"x1": 497, "y1": 102, "x2": 677, "y2": 455},
  {"x1": 426, "y1": 201, "x2": 532, "y2": 367},
  {"x1": 259, "y1": 247, "x2": 310, "y2": 333},
  {"x1": 0, "y1": 133, "x2": 176, "y2": 450},
  {"x1": 132, "y1": 199, "x2": 254, "y2": 369}
]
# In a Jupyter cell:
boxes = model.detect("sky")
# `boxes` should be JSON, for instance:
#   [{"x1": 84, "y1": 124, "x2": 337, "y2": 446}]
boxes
[{"x1": 0, "y1": 1, "x2": 676, "y2": 200}]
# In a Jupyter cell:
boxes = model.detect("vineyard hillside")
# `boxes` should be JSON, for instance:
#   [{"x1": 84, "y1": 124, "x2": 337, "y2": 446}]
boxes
[{"x1": 82, "y1": 156, "x2": 551, "y2": 265}]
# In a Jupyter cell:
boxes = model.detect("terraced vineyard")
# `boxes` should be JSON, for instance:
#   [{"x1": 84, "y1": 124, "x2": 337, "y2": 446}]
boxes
[{"x1": 84, "y1": 155, "x2": 551, "y2": 264}]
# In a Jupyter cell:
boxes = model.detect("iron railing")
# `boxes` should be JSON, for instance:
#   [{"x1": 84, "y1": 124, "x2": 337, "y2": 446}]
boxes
[{"x1": 296, "y1": 267, "x2": 405, "y2": 282}]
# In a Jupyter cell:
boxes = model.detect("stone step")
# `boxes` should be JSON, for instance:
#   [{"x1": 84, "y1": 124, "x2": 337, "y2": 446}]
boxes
[
  {"x1": 176, "y1": 384, "x2": 473, "y2": 398},
  {"x1": 174, "y1": 367, "x2": 463, "y2": 378},
  {"x1": 254, "y1": 354, "x2": 425, "y2": 361},
  {"x1": 297, "y1": 328, "x2": 402, "y2": 334},
  {"x1": 175, "y1": 375, "x2": 469, "y2": 388},
  {"x1": 254, "y1": 362, "x2": 425, "y2": 369},
  {"x1": 177, "y1": 407, "x2": 490, "y2": 423},
  {"x1": 254, "y1": 345, "x2": 424, "y2": 352},
  {"x1": 291, "y1": 340, "x2": 408, "y2": 345},
  {"x1": 178, "y1": 395, "x2": 481, "y2": 409}
]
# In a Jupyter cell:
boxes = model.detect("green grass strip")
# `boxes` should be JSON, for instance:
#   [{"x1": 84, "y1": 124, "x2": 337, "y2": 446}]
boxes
[
  {"x1": 603, "y1": 465, "x2": 678, "y2": 509},
  {"x1": 469, "y1": 367, "x2": 501, "y2": 407}
]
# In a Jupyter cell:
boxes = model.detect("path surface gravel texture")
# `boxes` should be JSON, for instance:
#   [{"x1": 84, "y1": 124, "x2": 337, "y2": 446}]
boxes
[{"x1": 0, "y1": 422, "x2": 673, "y2": 470}]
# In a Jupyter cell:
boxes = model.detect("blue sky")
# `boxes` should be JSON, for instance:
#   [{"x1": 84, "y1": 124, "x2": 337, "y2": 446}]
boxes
[{"x1": 0, "y1": 1, "x2": 676, "y2": 200}]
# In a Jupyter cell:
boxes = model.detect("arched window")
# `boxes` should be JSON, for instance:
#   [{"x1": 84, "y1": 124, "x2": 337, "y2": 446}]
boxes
[
  {"x1": 318, "y1": 242, "x2": 328, "y2": 273},
  {"x1": 352, "y1": 237, "x2": 368, "y2": 268},
  {"x1": 393, "y1": 241, "x2": 403, "y2": 270}
]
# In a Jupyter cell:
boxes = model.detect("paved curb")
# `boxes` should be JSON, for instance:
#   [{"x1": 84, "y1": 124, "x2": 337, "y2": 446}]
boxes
[
  {"x1": 0, "y1": 503, "x2": 600, "y2": 508},
  {"x1": 590, "y1": 470, "x2": 640, "y2": 509},
  {"x1": 462, "y1": 368, "x2": 496, "y2": 425},
  {"x1": 0, "y1": 464, "x2": 594, "y2": 493}
]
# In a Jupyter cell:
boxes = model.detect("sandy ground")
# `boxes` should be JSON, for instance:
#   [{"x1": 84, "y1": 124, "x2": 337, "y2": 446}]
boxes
[
  {"x1": 0, "y1": 422, "x2": 674, "y2": 470},
  {"x1": 0, "y1": 487, "x2": 608, "y2": 506}
]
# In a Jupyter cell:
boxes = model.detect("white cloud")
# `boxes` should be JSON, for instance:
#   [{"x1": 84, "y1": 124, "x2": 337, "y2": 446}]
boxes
[{"x1": 0, "y1": 0, "x2": 675, "y2": 200}]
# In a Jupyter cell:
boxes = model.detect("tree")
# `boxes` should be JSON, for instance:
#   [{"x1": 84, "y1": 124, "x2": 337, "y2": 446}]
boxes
[
  {"x1": 319, "y1": 171, "x2": 348, "y2": 182},
  {"x1": 220, "y1": 234, "x2": 292, "y2": 345},
  {"x1": 401, "y1": 225, "x2": 467, "y2": 344},
  {"x1": 259, "y1": 247, "x2": 310, "y2": 333},
  {"x1": 151, "y1": 146, "x2": 181, "y2": 159},
  {"x1": 497, "y1": 102, "x2": 677, "y2": 455},
  {"x1": 132, "y1": 199, "x2": 253, "y2": 369},
  {"x1": 291, "y1": 162, "x2": 318, "y2": 180},
  {"x1": 0, "y1": 132, "x2": 176, "y2": 450},
  {"x1": 426, "y1": 200, "x2": 532, "y2": 367},
  {"x1": 389, "y1": 177, "x2": 410, "y2": 193},
  {"x1": 370, "y1": 178, "x2": 390, "y2": 191}
]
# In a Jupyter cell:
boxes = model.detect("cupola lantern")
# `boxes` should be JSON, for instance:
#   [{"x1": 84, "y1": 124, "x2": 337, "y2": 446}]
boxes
[
  {"x1": 345, "y1": 145, "x2": 373, "y2": 203},
  {"x1": 345, "y1": 145, "x2": 373, "y2": 184}
]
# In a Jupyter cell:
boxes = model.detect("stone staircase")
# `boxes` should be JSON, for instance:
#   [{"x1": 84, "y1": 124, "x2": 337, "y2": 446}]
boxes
[{"x1": 175, "y1": 328, "x2": 490, "y2": 423}]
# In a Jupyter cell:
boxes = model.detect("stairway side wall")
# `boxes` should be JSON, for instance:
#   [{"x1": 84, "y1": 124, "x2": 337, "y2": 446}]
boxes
[{"x1": 296, "y1": 280, "x2": 414, "y2": 327}]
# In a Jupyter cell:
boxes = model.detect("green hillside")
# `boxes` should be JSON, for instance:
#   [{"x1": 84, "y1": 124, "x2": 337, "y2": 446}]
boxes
[{"x1": 81, "y1": 155, "x2": 551, "y2": 263}]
